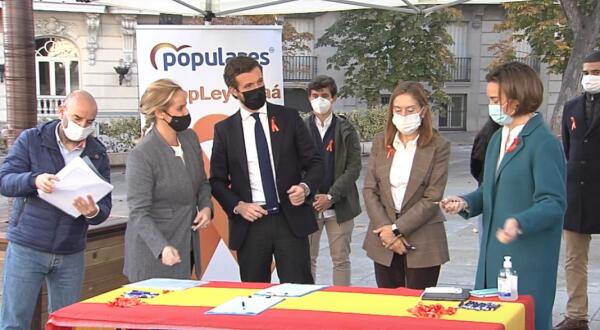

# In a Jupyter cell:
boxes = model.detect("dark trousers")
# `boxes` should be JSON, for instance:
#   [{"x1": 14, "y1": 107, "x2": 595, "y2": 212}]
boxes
[
  {"x1": 374, "y1": 253, "x2": 440, "y2": 289},
  {"x1": 237, "y1": 213, "x2": 313, "y2": 284}
]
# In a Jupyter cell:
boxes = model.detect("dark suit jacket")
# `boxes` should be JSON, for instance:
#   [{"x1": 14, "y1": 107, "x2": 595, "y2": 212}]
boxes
[
  {"x1": 210, "y1": 102, "x2": 323, "y2": 250},
  {"x1": 562, "y1": 93, "x2": 600, "y2": 233}
]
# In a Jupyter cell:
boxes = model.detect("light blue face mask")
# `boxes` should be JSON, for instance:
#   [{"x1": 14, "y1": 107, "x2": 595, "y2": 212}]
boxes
[{"x1": 488, "y1": 104, "x2": 513, "y2": 126}]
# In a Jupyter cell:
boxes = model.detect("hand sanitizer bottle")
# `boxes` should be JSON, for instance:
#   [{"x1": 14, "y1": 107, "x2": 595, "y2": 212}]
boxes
[{"x1": 498, "y1": 256, "x2": 518, "y2": 301}]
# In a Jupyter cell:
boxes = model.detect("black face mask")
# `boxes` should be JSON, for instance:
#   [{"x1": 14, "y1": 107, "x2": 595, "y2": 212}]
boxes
[
  {"x1": 165, "y1": 113, "x2": 191, "y2": 132},
  {"x1": 240, "y1": 86, "x2": 266, "y2": 110}
]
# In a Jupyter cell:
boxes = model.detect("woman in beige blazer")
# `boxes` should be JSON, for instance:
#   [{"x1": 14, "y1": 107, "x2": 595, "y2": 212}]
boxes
[{"x1": 363, "y1": 82, "x2": 451, "y2": 289}]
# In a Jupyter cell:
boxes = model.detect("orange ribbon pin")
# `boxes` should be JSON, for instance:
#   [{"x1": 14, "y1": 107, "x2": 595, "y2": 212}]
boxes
[
  {"x1": 326, "y1": 139, "x2": 334, "y2": 152},
  {"x1": 271, "y1": 117, "x2": 280, "y2": 133},
  {"x1": 570, "y1": 116, "x2": 576, "y2": 131},
  {"x1": 386, "y1": 145, "x2": 395, "y2": 159},
  {"x1": 506, "y1": 137, "x2": 519, "y2": 153}
]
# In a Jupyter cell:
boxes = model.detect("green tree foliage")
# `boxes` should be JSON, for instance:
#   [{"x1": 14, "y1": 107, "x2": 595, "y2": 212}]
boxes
[
  {"x1": 492, "y1": 0, "x2": 599, "y2": 73},
  {"x1": 490, "y1": 0, "x2": 600, "y2": 132},
  {"x1": 317, "y1": 8, "x2": 461, "y2": 108}
]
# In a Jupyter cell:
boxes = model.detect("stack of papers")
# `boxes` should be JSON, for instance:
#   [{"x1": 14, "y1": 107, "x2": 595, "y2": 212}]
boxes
[
  {"x1": 38, "y1": 157, "x2": 113, "y2": 217},
  {"x1": 205, "y1": 295, "x2": 284, "y2": 316},
  {"x1": 124, "y1": 278, "x2": 206, "y2": 291},
  {"x1": 253, "y1": 283, "x2": 328, "y2": 297}
]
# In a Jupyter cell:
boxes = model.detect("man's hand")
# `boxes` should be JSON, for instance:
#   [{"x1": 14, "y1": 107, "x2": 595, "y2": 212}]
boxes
[
  {"x1": 192, "y1": 207, "x2": 212, "y2": 231},
  {"x1": 496, "y1": 217, "x2": 521, "y2": 244},
  {"x1": 73, "y1": 194, "x2": 98, "y2": 218},
  {"x1": 312, "y1": 194, "x2": 332, "y2": 212},
  {"x1": 287, "y1": 185, "x2": 306, "y2": 206},
  {"x1": 440, "y1": 196, "x2": 468, "y2": 214},
  {"x1": 234, "y1": 202, "x2": 268, "y2": 222},
  {"x1": 35, "y1": 173, "x2": 59, "y2": 193}
]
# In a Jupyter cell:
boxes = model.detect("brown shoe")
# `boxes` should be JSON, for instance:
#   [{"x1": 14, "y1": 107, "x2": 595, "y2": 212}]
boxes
[{"x1": 553, "y1": 317, "x2": 589, "y2": 330}]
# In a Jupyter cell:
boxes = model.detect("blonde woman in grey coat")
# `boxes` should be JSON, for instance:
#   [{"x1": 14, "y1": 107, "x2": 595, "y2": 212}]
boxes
[{"x1": 124, "y1": 79, "x2": 212, "y2": 282}]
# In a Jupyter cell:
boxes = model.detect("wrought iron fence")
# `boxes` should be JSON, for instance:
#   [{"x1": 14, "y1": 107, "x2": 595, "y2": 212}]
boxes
[
  {"x1": 283, "y1": 55, "x2": 317, "y2": 82},
  {"x1": 445, "y1": 57, "x2": 471, "y2": 82}
]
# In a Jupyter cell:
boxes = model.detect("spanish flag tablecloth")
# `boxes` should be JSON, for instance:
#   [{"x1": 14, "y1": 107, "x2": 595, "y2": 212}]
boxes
[{"x1": 46, "y1": 281, "x2": 534, "y2": 330}]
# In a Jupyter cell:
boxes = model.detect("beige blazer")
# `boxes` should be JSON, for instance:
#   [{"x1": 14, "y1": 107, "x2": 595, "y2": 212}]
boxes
[{"x1": 362, "y1": 132, "x2": 450, "y2": 268}]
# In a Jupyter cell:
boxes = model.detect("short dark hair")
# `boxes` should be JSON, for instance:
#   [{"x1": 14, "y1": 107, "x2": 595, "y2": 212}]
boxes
[
  {"x1": 223, "y1": 56, "x2": 263, "y2": 89},
  {"x1": 308, "y1": 75, "x2": 338, "y2": 97},
  {"x1": 485, "y1": 62, "x2": 543, "y2": 116},
  {"x1": 584, "y1": 50, "x2": 600, "y2": 63}
]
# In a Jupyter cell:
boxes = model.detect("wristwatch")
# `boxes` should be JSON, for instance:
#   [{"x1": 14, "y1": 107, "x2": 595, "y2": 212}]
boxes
[{"x1": 391, "y1": 223, "x2": 402, "y2": 237}]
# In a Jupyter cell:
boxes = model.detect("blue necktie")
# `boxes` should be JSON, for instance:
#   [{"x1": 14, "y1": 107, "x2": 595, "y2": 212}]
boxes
[{"x1": 251, "y1": 113, "x2": 278, "y2": 212}]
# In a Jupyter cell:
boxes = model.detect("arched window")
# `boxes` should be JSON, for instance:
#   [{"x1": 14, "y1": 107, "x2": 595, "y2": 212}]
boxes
[{"x1": 35, "y1": 37, "x2": 79, "y2": 97}]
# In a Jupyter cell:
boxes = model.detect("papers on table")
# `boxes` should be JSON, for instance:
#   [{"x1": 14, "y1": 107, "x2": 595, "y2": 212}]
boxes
[
  {"x1": 124, "y1": 278, "x2": 206, "y2": 291},
  {"x1": 253, "y1": 283, "x2": 328, "y2": 297},
  {"x1": 38, "y1": 157, "x2": 113, "y2": 218},
  {"x1": 205, "y1": 295, "x2": 284, "y2": 316}
]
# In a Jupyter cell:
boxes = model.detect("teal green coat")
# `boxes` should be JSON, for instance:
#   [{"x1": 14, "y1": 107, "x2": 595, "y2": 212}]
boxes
[{"x1": 461, "y1": 114, "x2": 566, "y2": 330}]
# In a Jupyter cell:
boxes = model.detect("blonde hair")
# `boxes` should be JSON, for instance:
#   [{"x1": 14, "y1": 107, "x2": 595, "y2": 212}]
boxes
[{"x1": 139, "y1": 78, "x2": 184, "y2": 136}]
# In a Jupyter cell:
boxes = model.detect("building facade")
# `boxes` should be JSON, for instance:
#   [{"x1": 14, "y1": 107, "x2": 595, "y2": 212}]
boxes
[{"x1": 0, "y1": 2, "x2": 564, "y2": 133}]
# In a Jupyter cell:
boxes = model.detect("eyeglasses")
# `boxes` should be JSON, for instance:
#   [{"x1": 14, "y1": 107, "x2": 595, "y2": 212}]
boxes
[{"x1": 392, "y1": 106, "x2": 422, "y2": 116}]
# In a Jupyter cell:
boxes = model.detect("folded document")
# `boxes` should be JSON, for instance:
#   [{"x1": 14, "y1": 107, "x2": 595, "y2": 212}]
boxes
[{"x1": 38, "y1": 157, "x2": 113, "y2": 218}]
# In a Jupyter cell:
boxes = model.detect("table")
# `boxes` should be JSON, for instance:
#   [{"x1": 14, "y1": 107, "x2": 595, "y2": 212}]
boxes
[{"x1": 46, "y1": 281, "x2": 534, "y2": 330}]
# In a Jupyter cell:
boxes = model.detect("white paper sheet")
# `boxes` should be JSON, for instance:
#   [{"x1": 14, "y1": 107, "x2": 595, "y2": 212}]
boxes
[
  {"x1": 38, "y1": 157, "x2": 113, "y2": 218},
  {"x1": 124, "y1": 278, "x2": 207, "y2": 291},
  {"x1": 205, "y1": 295, "x2": 284, "y2": 316},
  {"x1": 253, "y1": 283, "x2": 328, "y2": 297}
]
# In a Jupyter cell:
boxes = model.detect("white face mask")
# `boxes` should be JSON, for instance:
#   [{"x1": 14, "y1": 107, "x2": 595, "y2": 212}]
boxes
[
  {"x1": 581, "y1": 75, "x2": 600, "y2": 94},
  {"x1": 392, "y1": 112, "x2": 422, "y2": 135},
  {"x1": 63, "y1": 119, "x2": 95, "y2": 142},
  {"x1": 310, "y1": 97, "x2": 332, "y2": 115}
]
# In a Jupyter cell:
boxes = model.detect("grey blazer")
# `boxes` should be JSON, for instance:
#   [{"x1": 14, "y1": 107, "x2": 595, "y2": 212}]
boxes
[{"x1": 124, "y1": 128, "x2": 212, "y2": 282}]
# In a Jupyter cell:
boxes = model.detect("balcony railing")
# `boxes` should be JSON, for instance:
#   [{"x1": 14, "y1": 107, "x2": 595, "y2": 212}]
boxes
[
  {"x1": 515, "y1": 57, "x2": 541, "y2": 73},
  {"x1": 38, "y1": 95, "x2": 64, "y2": 118},
  {"x1": 283, "y1": 55, "x2": 317, "y2": 82},
  {"x1": 445, "y1": 57, "x2": 471, "y2": 82}
]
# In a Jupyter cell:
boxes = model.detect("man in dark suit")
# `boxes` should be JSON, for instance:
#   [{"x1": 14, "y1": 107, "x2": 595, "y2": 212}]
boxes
[
  {"x1": 210, "y1": 56, "x2": 323, "y2": 283},
  {"x1": 554, "y1": 50, "x2": 600, "y2": 330}
]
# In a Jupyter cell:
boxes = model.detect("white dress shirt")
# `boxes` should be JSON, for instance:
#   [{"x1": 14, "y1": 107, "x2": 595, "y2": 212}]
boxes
[
  {"x1": 314, "y1": 113, "x2": 333, "y2": 139},
  {"x1": 496, "y1": 120, "x2": 529, "y2": 170},
  {"x1": 240, "y1": 105, "x2": 280, "y2": 204},
  {"x1": 390, "y1": 133, "x2": 418, "y2": 213},
  {"x1": 55, "y1": 124, "x2": 85, "y2": 164}
]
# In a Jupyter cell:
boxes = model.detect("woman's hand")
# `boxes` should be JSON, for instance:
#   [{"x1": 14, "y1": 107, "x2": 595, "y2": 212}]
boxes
[
  {"x1": 160, "y1": 246, "x2": 181, "y2": 266},
  {"x1": 373, "y1": 225, "x2": 396, "y2": 248},
  {"x1": 496, "y1": 217, "x2": 521, "y2": 244},
  {"x1": 440, "y1": 196, "x2": 468, "y2": 214},
  {"x1": 192, "y1": 207, "x2": 212, "y2": 231}
]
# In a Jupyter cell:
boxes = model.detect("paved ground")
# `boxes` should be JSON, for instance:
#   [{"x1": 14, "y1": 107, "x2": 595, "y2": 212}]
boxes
[{"x1": 1, "y1": 131, "x2": 599, "y2": 328}]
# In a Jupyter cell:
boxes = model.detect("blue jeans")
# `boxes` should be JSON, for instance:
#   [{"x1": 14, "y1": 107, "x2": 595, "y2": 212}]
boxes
[{"x1": 0, "y1": 242, "x2": 84, "y2": 330}]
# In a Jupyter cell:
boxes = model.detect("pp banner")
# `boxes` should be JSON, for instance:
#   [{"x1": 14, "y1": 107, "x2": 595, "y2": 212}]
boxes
[{"x1": 136, "y1": 25, "x2": 284, "y2": 281}]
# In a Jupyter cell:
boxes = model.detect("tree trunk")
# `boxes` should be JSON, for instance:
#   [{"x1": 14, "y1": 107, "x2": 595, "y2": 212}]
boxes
[
  {"x1": 551, "y1": 0, "x2": 600, "y2": 134},
  {"x1": 2, "y1": 0, "x2": 37, "y2": 147}
]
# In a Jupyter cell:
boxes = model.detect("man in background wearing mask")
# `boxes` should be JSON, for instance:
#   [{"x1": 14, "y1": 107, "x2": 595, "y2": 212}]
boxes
[
  {"x1": 303, "y1": 75, "x2": 361, "y2": 286},
  {"x1": 210, "y1": 56, "x2": 323, "y2": 283},
  {"x1": 0, "y1": 90, "x2": 111, "y2": 329},
  {"x1": 554, "y1": 50, "x2": 600, "y2": 330}
]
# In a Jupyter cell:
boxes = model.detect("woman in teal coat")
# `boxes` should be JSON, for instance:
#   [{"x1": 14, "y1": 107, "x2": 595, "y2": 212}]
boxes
[{"x1": 441, "y1": 62, "x2": 566, "y2": 330}]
